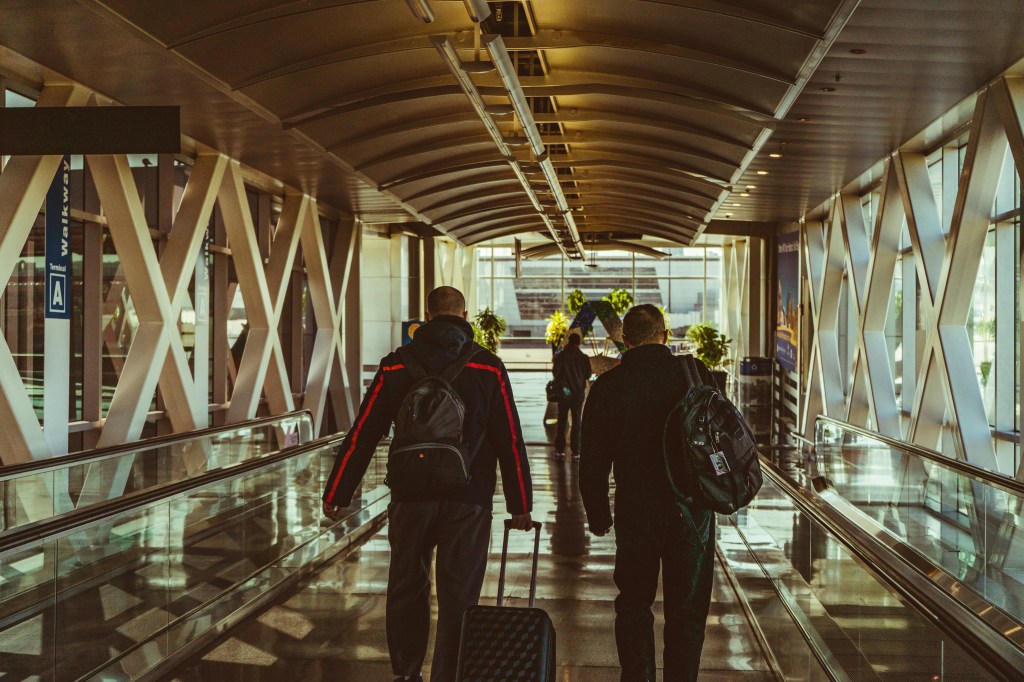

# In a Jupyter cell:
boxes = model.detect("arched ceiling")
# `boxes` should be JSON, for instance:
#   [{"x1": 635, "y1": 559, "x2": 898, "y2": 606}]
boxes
[{"x1": 3, "y1": 0, "x2": 1024, "y2": 255}]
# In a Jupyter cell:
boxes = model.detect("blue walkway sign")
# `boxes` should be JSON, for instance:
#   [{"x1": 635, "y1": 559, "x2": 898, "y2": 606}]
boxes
[{"x1": 45, "y1": 155, "x2": 71, "y2": 320}]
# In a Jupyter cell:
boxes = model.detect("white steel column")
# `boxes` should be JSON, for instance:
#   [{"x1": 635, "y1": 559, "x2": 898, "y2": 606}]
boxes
[
  {"x1": 328, "y1": 216, "x2": 360, "y2": 428},
  {"x1": 301, "y1": 204, "x2": 344, "y2": 433},
  {"x1": 221, "y1": 164, "x2": 301, "y2": 421},
  {"x1": 905, "y1": 90, "x2": 1006, "y2": 470},
  {"x1": 462, "y1": 245, "x2": 478, "y2": 314},
  {"x1": 0, "y1": 84, "x2": 90, "y2": 466},
  {"x1": 840, "y1": 160, "x2": 905, "y2": 439},
  {"x1": 994, "y1": 77, "x2": 1024, "y2": 480}
]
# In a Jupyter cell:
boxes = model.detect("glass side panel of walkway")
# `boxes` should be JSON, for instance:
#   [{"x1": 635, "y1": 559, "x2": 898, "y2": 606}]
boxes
[{"x1": 0, "y1": 411, "x2": 314, "y2": 533}]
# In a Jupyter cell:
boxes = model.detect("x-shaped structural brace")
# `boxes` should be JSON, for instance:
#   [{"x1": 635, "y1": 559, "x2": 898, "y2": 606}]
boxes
[{"x1": 896, "y1": 87, "x2": 1006, "y2": 473}]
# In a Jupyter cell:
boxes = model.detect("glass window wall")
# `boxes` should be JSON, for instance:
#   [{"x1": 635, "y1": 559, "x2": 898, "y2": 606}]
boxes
[{"x1": 475, "y1": 245, "x2": 723, "y2": 348}]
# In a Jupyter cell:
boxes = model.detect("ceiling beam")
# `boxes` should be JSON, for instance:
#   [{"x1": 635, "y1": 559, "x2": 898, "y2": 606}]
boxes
[{"x1": 501, "y1": 30, "x2": 796, "y2": 85}]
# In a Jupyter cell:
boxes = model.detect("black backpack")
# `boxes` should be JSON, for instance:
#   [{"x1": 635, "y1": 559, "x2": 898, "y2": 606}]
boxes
[
  {"x1": 386, "y1": 342, "x2": 483, "y2": 497},
  {"x1": 662, "y1": 355, "x2": 762, "y2": 515}
]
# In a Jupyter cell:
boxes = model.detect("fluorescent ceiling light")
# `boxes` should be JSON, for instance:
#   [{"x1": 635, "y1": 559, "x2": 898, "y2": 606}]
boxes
[
  {"x1": 540, "y1": 213, "x2": 570, "y2": 259},
  {"x1": 563, "y1": 211, "x2": 585, "y2": 260},
  {"x1": 463, "y1": 0, "x2": 492, "y2": 22},
  {"x1": 538, "y1": 156, "x2": 568, "y2": 213},
  {"x1": 483, "y1": 34, "x2": 545, "y2": 157},
  {"x1": 508, "y1": 159, "x2": 544, "y2": 213},
  {"x1": 431, "y1": 36, "x2": 508, "y2": 156},
  {"x1": 406, "y1": 0, "x2": 434, "y2": 23}
]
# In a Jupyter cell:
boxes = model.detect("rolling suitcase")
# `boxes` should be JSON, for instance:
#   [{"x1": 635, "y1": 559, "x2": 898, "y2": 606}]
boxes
[{"x1": 456, "y1": 520, "x2": 556, "y2": 681}]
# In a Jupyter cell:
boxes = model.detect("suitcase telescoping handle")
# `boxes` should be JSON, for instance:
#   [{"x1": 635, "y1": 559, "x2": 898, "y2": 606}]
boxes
[{"x1": 496, "y1": 520, "x2": 542, "y2": 608}]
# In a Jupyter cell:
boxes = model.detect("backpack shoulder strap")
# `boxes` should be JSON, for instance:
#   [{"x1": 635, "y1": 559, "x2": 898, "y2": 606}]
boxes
[
  {"x1": 440, "y1": 342, "x2": 482, "y2": 383},
  {"x1": 396, "y1": 346, "x2": 428, "y2": 383},
  {"x1": 681, "y1": 354, "x2": 723, "y2": 395},
  {"x1": 679, "y1": 354, "x2": 704, "y2": 389}
]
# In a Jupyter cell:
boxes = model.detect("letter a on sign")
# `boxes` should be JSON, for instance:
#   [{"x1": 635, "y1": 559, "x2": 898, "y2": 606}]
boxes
[{"x1": 51, "y1": 276, "x2": 64, "y2": 310}]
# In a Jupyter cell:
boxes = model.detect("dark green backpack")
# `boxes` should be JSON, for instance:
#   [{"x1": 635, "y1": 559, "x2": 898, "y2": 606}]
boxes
[{"x1": 662, "y1": 355, "x2": 762, "y2": 515}]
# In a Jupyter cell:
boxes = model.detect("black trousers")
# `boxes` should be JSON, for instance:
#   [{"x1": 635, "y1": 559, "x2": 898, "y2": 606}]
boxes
[
  {"x1": 554, "y1": 396, "x2": 585, "y2": 454},
  {"x1": 387, "y1": 500, "x2": 492, "y2": 682},
  {"x1": 613, "y1": 505, "x2": 716, "y2": 682}
]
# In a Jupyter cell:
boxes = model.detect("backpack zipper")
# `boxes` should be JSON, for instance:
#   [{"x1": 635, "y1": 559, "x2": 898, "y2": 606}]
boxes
[{"x1": 390, "y1": 442, "x2": 469, "y2": 479}]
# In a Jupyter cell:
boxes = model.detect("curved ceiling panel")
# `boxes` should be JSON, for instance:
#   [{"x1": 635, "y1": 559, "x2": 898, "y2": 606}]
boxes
[{"x1": 3, "y1": 0, "x2": 1024, "y2": 254}]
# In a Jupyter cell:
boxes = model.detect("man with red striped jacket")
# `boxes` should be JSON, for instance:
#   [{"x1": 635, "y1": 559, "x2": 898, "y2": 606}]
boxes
[{"x1": 322, "y1": 286, "x2": 533, "y2": 682}]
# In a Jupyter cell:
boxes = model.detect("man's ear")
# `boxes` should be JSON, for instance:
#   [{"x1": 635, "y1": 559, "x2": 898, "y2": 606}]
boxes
[{"x1": 461, "y1": 310, "x2": 468, "y2": 319}]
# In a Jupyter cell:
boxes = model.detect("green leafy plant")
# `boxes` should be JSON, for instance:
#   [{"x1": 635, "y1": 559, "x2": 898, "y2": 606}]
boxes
[
  {"x1": 686, "y1": 322, "x2": 731, "y2": 371},
  {"x1": 473, "y1": 307, "x2": 507, "y2": 354},
  {"x1": 603, "y1": 288, "x2": 634, "y2": 315},
  {"x1": 545, "y1": 310, "x2": 570, "y2": 347},
  {"x1": 567, "y1": 289, "x2": 586, "y2": 315}
]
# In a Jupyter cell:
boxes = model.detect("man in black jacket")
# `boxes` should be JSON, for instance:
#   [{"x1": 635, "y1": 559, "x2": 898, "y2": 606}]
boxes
[
  {"x1": 579, "y1": 304, "x2": 716, "y2": 682},
  {"x1": 322, "y1": 286, "x2": 533, "y2": 682},
  {"x1": 553, "y1": 332, "x2": 592, "y2": 459}
]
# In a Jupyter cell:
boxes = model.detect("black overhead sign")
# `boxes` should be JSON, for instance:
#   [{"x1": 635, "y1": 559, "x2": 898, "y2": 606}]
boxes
[{"x1": 0, "y1": 106, "x2": 180, "y2": 155}]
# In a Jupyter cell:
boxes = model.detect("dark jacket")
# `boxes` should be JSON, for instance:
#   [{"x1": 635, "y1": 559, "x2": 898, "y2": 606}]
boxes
[
  {"x1": 322, "y1": 315, "x2": 532, "y2": 515},
  {"x1": 553, "y1": 344, "x2": 592, "y2": 396},
  {"x1": 579, "y1": 344, "x2": 705, "y2": 531}
]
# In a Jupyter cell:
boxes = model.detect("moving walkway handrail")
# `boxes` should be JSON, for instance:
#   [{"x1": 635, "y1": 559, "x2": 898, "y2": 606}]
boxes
[
  {"x1": 759, "y1": 455, "x2": 1024, "y2": 680},
  {"x1": 0, "y1": 430, "x2": 344, "y2": 556},
  {"x1": 815, "y1": 415, "x2": 1024, "y2": 497},
  {"x1": 0, "y1": 409, "x2": 314, "y2": 482}
]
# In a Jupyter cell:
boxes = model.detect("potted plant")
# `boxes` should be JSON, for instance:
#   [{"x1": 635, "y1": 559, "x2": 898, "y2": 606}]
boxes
[
  {"x1": 567, "y1": 289, "x2": 586, "y2": 315},
  {"x1": 686, "y1": 322, "x2": 731, "y2": 391},
  {"x1": 603, "y1": 288, "x2": 633, "y2": 315},
  {"x1": 545, "y1": 309, "x2": 570, "y2": 350},
  {"x1": 473, "y1": 307, "x2": 507, "y2": 354}
]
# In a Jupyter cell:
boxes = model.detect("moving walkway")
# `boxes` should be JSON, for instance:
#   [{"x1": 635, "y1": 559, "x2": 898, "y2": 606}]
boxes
[
  {"x1": 0, "y1": 429, "x2": 388, "y2": 681},
  {"x1": 719, "y1": 417, "x2": 1024, "y2": 680},
  {"x1": 2, "y1": 403, "x2": 1022, "y2": 680}
]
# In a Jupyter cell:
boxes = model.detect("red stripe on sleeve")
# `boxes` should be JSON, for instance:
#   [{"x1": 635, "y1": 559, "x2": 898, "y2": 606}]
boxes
[
  {"x1": 325, "y1": 363, "x2": 404, "y2": 502},
  {"x1": 466, "y1": 362, "x2": 528, "y2": 512}
]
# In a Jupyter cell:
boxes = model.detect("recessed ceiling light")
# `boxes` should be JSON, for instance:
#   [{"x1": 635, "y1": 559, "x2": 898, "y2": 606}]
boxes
[
  {"x1": 820, "y1": 87, "x2": 835, "y2": 92},
  {"x1": 746, "y1": 185, "x2": 756, "y2": 189},
  {"x1": 756, "y1": 170, "x2": 768, "y2": 175},
  {"x1": 731, "y1": 202, "x2": 741, "y2": 206},
  {"x1": 769, "y1": 153, "x2": 782, "y2": 158},
  {"x1": 724, "y1": 213, "x2": 733, "y2": 218},
  {"x1": 798, "y1": 117, "x2": 810, "y2": 123},
  {"x1": 740, "y1": 192, "x2": 750, "y2": 197},
  {"x1": 850, "y1": 48, "x2": 867, "y2": 55}
]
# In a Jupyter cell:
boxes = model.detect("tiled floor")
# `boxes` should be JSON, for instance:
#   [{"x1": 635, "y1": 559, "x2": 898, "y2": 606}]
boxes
[{"x1": 172, "y1": 371, "x2": 776, "y2": 680}]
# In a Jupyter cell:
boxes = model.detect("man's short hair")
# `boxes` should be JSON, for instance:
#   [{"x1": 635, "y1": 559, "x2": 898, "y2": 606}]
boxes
[
  {"x1": 623, "y1": 304, "x2": 666, "y2": 347},
  {"x1": 427, "y1": 286, "x2": 466, "y2": 317},
  {"x1": 568, "y1": 332, "x2": 581, "y2": 346}
]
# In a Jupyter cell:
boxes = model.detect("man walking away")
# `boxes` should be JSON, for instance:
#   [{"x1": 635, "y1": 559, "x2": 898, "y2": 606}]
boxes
[
  {"x1": 579, "y1": 304, "x2": 715, "y2": 682},
  {"x1": 553, "y1": 332, "x2": 592, "y2": 459},
  {"x1": 322, "y1": 286, "x2": 534, "y2": 682}
]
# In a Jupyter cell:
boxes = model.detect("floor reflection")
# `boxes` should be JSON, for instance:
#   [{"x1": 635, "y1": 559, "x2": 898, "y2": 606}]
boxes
[{"x1": 172, "y1": 372, "x2": 773, "y2": 681}]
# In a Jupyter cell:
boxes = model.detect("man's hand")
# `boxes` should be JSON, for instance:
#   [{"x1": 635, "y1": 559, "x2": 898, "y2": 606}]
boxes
[
  {"x1": 509, "y1": 512, "x2": 533, "y2": 531},
  {"x1": 590, "y1": 524, "x2": 611, "y2": 537},
  {"x1": 322, "y1": 500, "x2": 344, "y2": 521}
]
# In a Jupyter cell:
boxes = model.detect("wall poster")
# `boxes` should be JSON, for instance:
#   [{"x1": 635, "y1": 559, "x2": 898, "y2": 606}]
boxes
[{"x1": 776, "y1": 232, "x2": 800, "y2": 373}]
